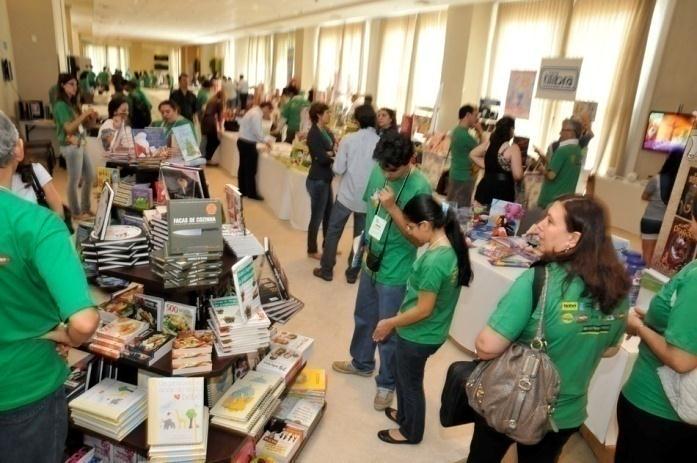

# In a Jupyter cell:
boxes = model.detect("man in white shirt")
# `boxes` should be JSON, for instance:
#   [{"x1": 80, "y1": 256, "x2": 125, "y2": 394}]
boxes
[
  {"x1": 237, "y1": 102, "x2": 273, "y2": 200},
  {"x1": 237, "y1": 75, "x2": 249, "y2": 109},
  {"x1": 313, "y1": 105, "x2": 379, "y2": 283},
  {"x1": 223, "y1": 77, "x2": 237, "y2": 109}
]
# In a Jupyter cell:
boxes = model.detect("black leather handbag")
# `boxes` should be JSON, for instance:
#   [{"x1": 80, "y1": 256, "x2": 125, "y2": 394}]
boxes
[{"x1": 440, "y1": 360, "x2": 479, "y2": 427}]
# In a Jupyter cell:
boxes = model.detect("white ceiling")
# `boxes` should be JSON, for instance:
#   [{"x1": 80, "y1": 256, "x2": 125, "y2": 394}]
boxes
[{"x1": 68, "y1": 0, "x2": 489, "y2": 44}]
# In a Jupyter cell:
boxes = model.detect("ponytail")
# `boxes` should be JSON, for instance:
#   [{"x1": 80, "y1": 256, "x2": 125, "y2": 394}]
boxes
[{"x1": 403, "y1": 195, "x2": 473, "y2": 287}]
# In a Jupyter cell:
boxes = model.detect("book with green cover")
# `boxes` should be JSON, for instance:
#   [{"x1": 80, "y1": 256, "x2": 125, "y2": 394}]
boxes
[{"x1": 171, "y1": 124, "x2": 202, "y2": 162}]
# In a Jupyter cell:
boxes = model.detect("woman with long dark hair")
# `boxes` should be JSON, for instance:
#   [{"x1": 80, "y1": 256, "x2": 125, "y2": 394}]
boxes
[
  {"x1": 470, "y1": 116, "x2": 523, "y2": 206},
  {"x1": 97, "y1": 95, "x2": 132, "y2": 154},
  {"x1": 305, "y1": 102, "x2": 335, "y2": 259},
  {"x1": 372, "y1": 194, "x2": 472, "y2": 444},
  {"x1": 639, "y1": 149, "x2": 682, "y2": 263},
  {"x1": 468, "y1": 195, "x2": 630, "y2": 462},
  {"x1": 377, "y1": 107, "x2": 398, "y2": 135},
  {"x1": 53, "y1": 73, "x2": 97, "y2": 219},
  {"x1": 616, "y1": 194, "x2": 697, "y2": 463}
]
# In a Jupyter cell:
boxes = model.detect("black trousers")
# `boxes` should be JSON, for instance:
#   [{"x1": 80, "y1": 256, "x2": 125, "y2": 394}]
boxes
[
  {"x1": 284, "y1": 128, "x2": 297, "y2": 144},
  {"x1": 306, "y1": 178, "x2": 333, "y2": 254},
  {"x1": 615, "y1": 393, "x2": 697, "y2": 463},
  {"x1": 204, "y1": 132, "x2": 220, "y2": 161},
  {"x1": 394, "y1": 335, "x2": 440, "y2": 443},
  {"x1": 236, "y1": 138, "x2": 259, "y2": 198},
  {"x1": 467, "y1": 414, "x2": 578, "y2": 463},
  {"x1": 239, "y1": 93, "x2": 249, "y2": 109}
]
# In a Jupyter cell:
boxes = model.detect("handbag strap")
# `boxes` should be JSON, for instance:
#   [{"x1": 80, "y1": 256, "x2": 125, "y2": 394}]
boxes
[
  {"x1": 530, "y1": 265, "x2": 550, "y2": 351},
  {"x1": 28, "y1": 165, "x2": 48, "y2": 208}
]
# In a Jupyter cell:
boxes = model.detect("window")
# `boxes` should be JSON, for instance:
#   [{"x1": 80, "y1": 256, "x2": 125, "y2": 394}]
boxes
[
  {"x1": 273, "y1": 33, "x2": 295, "y2": 92},
  {"x1": 84, "y1": 44, "x2": 130, "y2": 73},
  {"x1": 410, "y1": 11, "x2": 447, "y2": 111},
  {"x1": 376, "y1": 15, "x2": 417, "y2": 116},
  {"x1": 316, "y1": 25, "x2": 343, "y2": 93}
]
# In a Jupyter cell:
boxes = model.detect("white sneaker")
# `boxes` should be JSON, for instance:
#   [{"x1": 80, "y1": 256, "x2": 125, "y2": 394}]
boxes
[{"x1": 374, "y1": 388, "x2": 394, "y2": 411}]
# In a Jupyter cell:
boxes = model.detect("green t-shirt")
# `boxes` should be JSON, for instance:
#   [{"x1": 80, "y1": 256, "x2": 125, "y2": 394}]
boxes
[
  {"x1": 449, "y1": 125, "x2": 478, "y2": 182},
  {"x1": 537, "y1": 143, "x2": 583, "y2": 208},
  {"x1": 152, "y1": 117, "x2": 197, "y2": 142},
  {"x1": 397, "y1": 246, "x2": 461, "y2": 345},
  {"x1": 53, "y1": 100, "x2": 80, "y2": 146},
  {"x1": 281, "y1": 96, "x2": 310, "y2": 132},
  {"x1": 196, "y1": 89, "x2": 210, "y2": 114},
  {"x1": 487, "y1": 263, "x2": 628, "y2": 429},
  {"x1": 0, "y1": 190, "x2": 93, "y2": 411},
  {"x1": 623, "y1": 260, "x2": 697, "y2": 421},
  {"x1": 362, "y1": 165, "x2": 432, "y2": 286},
  {"x1": 96, "y1": 71, "x2": 110, "y2": 87},
  {"x1": 87, "y1": 71, "x2": 96, "y2": 88}
]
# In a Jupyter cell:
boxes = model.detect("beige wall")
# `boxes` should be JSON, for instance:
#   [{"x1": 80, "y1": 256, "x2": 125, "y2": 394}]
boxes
[
  {"x1": 130, "y1": 42, "x2": 177, "y2": 74},
  {"x1": 633, "y1": 0, "x2": 697, "y2": 178},
  {"x1": 6, "y1": 0, "x2": 60, "y2": 105},
  {"x1": 0, "y1": 0, "x2": 19, "y2": 119}
]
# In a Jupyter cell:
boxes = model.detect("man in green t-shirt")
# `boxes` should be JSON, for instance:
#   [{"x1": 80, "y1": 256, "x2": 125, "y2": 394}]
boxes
[
  {"x1": 0, "y1": 112, "x2": 99, "y2": 461},
  {"x1": 87, "y1": 65, "x2": 97, "y2": 89},
  {"x1": 537, "y1": 118, "x2": 583, "y2": 209},
  {"x1": 195, "y1": 80, "x2": 212, "y2": 122},
  {"x1": 447, "y1": 104, "x2": 481, "y2": 207},
  {"x1": 96, "y1": 66, "x2": 110, "y2": 90},
  {"x1": 281, "y1": 89, "x2": 310, "y2": 143},
  {"x1": 333, "y1": 131, "x2": 431, "y2": 411}
]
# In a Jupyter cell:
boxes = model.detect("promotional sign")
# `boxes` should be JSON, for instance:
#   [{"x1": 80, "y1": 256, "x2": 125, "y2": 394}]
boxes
[
  {"x1": 536, "y1": 58, "x2": 583, "y2": 101},
  {"x1": 504, "y1": 70, "x2": 537, "y2": 119}
]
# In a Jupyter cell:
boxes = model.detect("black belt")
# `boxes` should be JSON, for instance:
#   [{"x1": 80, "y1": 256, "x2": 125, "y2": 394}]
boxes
[
  {"x1": 238, "y1": 138, "x2": 256, "y2": 145},
  {"x1": 493, "y1": 173, "x2": 511, "y2": 182}
]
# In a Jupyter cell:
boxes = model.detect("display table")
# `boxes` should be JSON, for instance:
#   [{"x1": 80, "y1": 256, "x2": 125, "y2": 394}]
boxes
[
  {"x1": 218, "y1": 132, "x2": 241, "y2": 177},
  {"x1": 448, "y1": 249, "x2": 639, "y2": 452}
]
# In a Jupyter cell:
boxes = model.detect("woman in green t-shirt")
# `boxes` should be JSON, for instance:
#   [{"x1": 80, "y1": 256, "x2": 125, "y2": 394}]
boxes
[
  {"x1": 616, "y1": 194, "x2": 697, "y2": 463},
  {"x1": 372, "y1": 194, "x2": 472, "y2": 444},
  {"x1": 469, "y1": 195, "x2": 630, "y2": 463},
  {"x1": 53, "y1": 73, "x2": 97, "y2": 219}
]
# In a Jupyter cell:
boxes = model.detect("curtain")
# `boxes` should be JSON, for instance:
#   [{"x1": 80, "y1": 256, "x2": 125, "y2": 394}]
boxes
[
  {"x1": 338, "y1": 22, "x2": 364, "y2": 102},
  {"x1": 84, "y1": 44, "x2": 106, "y2": 72},
  {"x1": 169, "y1": 47, "x2": 181, "y2": 81},
  {"x1": 273, "y1": 33, "x2": 295, "y2": 92},
  {"x1": 235, "y1": 37, "x2": 249, "y2": 80},
  {"x1": 84, "y1": 44, "x2": 130, "y2": 73},
  {"x1": 410, "y1": 11, "x2": 447, "y2": 111},
  {"x1": 316, "y1": 25, "x2": 343, "y2": 93},
  {"x1": 223, "y1": 40, "x2": 235, "y2": 78},
  {"x1": 376, "y1": 15, "x2": 417, "y2": 117},
  {"x1": 570, "y1": 0, "x2": 655, "y2": 174},
  {"x1": 487, "y1": 0, "x2": 572, "y2": 144},
  {"x1": 247, "y1": 35, "x2": 272, "y2": 88}
]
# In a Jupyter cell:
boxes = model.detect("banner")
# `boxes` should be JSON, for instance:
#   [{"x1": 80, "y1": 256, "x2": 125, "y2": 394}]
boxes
[{"x1": 536, "y1": 58, "x2": 583, "y2": 101}]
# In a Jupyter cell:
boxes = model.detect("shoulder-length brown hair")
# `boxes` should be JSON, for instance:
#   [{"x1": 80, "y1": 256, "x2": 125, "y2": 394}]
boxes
[{"x1": 553, "y1": 195, "x2": 630, "y2": 314}]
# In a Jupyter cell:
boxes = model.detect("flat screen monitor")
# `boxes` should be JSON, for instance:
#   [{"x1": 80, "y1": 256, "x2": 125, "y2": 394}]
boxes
[{"x1": 643, "y1": 111, "x2": 694, "y2": 153}]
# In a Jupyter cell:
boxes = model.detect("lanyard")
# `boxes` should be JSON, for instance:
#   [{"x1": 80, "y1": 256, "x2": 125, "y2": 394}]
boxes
[{"x1": 368, "y1": 168, "x2": 412, "y2": 252}]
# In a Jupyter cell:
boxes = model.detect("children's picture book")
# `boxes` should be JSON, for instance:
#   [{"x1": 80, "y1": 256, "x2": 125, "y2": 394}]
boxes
[
  {"x1": 488, "y1": 199, "x2": 525, "y2": 237},
  {"x1": 131, "y1": 183, "x2": 153, "y2": 210},
  {"x1": 162, "y1": 302, "x2": 197, "y2": 336},
  {"x1": 171, "y1": 124, "x2": 202, "y2": 162},
  {"x1": 147, "y1": 377, "x2": 204, "y2": 446},
  {"x1": 69, "y1": 378, "x2": 146, "y2": 422},
  {"x1": 92, "y1": 182, "x2": 114, "y2": 240},
  {"x1": 132, "y1": 127, "x2": 167, "y2": 158},
  {"x1": 97, "y1": 166, "x2": 120, "y2": 190},
  {"x1": 210, "y1": 370, "x2": 280, "y2": 422}
]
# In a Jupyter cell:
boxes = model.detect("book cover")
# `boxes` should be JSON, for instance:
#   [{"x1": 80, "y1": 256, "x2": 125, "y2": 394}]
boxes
[
  {"x1": 92, "y1": 183, "x2": 115, "y2": 240},
  {"x1": 487, "y1": 199, "x2": 524, "y2": 237},
  {"x1": 232, "y1": 256, "x2": 264, "y2": 324},
  {"x1": 209, "y1": 295, "x2": 244, "y2": 331},
  {"x1": 98, "y1": 283, "x2": 144, "y2": 321},
  {"x1": 224, "y1": 184, "x2": 245, "y2": 232},
  {"x1": 172, "y1": 330, "x2": 214, "y2": 357},
  {"x1": 289, "y1": 368, "x2": 326, "y2": 395},
  {"x1": 159, "y1": 166, "x2": 204, "y2": 201},
  {"x1": 270, "y1": 331, "x2": 313, "y2": 360},
  {"x1": 126, "y1": 332, "x2": 173, "y2": 360},
  {"x1": 171, "y1": 124, "x2": 202, "y2": 162},
  {"x1": 256, "y1": 425, "x2": 303, "y2": 462},
  {"x1": 96, "y1": 317, "x2": 150, "y2": 344},
  {"x1": 274, "y1": 396, "x2": 324, "y2": 431},
  {"x1": 147, "y1": 377, "x2": 204, "y2": 446},
  {"x1": 64, "y1": 446, "x2": 95, "y2": 463},
  {"x1": 131, "y1": 184, "x2": 153, "y2": 210},
  {"x1": 656, "y1": 216, "x2": 697, "y2": 276},
  {"x1": 210, "y1": 370, "x2": 280, "y2": 422},
  {"x1": 83, "y1": 435, "x2": 113, "y2": 462},
  {"x1": 256, "y1": 347, "x2": 302, "y2": 378},
  {"x1": 133, "y1": 294, "x2": 164, "y2": 330},
  {"x1": 207, "y1": 366, "x2": 235, "y2": 407},
  {"x1": 167, "y1": 199, "x2": 223, "y2": 255},
  {"x1": 264, "y1": 237, "x2": 290, "y2": 299},
  {"x1": 69, "y1": 379, "x2": 145, "y2": 422},
  {"x1": 162, "y1": 302, "x2": 197, "y2": 336},
  {"x1": 97, "y1": 167, "x2": 119, "y2": 190},
  {"x1": 132, "y1": 127, "x2": 167, "y2": 158}
]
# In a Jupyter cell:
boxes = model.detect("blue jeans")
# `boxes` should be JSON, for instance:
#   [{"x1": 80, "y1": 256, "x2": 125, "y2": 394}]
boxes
[
  {"x1": 0, "y1": 386, "x2": 68, "y2": 463},
  {"x1": 60, "y1": 144, "x2": 94, "y2": 215},
  {"x1": 350, "y1": 272, "x2": 406, "y2": 390},
  {"x1": 306, "y1": 178, "x2": 333, "y2": 254},
  {"x1": 318, "y1": 200, "x2": 366, "y2": 279},
  {"x1": 395, "y1": 335, "x2": 441, "y2": 443}
]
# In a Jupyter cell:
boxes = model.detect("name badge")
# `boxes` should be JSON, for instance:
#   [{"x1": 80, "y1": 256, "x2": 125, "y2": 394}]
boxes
[{"x1": 368, "y1": 215, "x2": 388, "y2": 241}]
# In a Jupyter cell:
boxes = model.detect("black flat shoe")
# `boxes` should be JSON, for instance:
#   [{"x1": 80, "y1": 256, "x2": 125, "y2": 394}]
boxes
[
  {"x1": 384, "y1": 407, "x2": 399, "y2": 424},
  {"x1": 313, "y1": 268, "x2": 333, "y2": 281},
  {"x1": 377, "y1": 429, "x2": 412, "y2": 445}
]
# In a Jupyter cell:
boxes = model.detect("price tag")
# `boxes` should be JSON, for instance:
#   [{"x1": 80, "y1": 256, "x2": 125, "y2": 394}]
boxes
[{"x1": 368, "y1": 215, "x2": 388, "y2": 241}]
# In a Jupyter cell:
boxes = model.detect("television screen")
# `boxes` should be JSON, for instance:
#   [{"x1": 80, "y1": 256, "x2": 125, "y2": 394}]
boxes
[{"x1": 643, "y1": 111, "x2": 695, "y2": 153}]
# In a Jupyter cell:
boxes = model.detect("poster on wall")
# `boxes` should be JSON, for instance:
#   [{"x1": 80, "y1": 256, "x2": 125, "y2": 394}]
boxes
[
  {"x1": 573, "y1": 101, "x2": 598, "y2": 122},
  {"x1": 652, "y1": 128, "x2": 697, "y2": 276},
  {"x1": 504, "y1": 71, "x2": 537, "y2": 119},
  {"x1": 535, "y1": 58, "x2": 583, "y2": 101}
]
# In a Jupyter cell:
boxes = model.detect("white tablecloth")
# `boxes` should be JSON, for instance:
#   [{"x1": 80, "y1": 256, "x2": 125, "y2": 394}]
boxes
[
  {"x1": 258, "y1": 152, "x2": 292, "y2": 222},
  {"x1": 448, "y1": 249, "x2": 639, "y2": 446}
]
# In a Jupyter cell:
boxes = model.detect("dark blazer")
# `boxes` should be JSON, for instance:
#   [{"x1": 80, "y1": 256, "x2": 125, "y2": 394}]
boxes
[{"x1": 307, "y1": 124, "x2": 335, "y2": 182}]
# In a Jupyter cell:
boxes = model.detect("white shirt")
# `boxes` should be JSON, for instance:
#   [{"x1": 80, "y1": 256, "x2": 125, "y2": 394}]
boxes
[
  {"x1": 11, "y1": 163, "x2": 52, "y2": 204},
  {"x1": 239, "y1": 106, "x2": 266, "y2": 143},
  {"x1": 223, "y1": 80, "x2": 237, "y2": 98},
  {"x1": 333, "y1": 127, "x2": 380, "y2": 213},
  {"x1": 237, "y1": 79, "x2": 249, "y2": 93},
  {"x1": 97, "y1": 119, "x2": 134, "y2": 153}
]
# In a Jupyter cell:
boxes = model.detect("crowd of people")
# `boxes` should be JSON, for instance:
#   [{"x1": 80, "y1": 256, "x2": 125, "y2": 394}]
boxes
[{"x1": 0, "y1": 57, "x2": 696, "y2": 463}]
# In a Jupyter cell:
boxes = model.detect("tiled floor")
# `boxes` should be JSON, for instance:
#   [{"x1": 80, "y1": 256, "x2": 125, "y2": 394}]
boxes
[{"x1": 52, "y1": 164, "x2": 601, "y2": 463}]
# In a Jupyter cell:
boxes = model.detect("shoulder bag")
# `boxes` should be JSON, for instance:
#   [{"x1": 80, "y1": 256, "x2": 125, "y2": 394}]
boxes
[
  {"x1": 29, "y1": 166, "x2": 74, "y2": 235},
  {"x1": 465, "y1": 265, "x2": 561, "y2": 445}
]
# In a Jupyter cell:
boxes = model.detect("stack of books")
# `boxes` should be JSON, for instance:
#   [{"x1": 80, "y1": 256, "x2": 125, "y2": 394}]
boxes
[
  {"x1": 208, "y1": 295, "x2": 271, "y2": 357},
  {"x1": 162, "y1": 301, "x2": 197, "y2": 336},
  {"x1": 256, "y1": 346, "x2": 304, "y2": 384},
  {"x1": 261, "y1": 297, "x2": 305, "y2": 325},
  {"x1": 259, "y1": 238, "x2": 305, "y2": 324},
  {"x1": 222, "y1": 224, "x2": 264, "y2": 257},
  {"x1": 147, "y1": 377, "x2": 208, "y2": 462},
  {"x1": 150, "y1": 247, "x2": 223, "y2": 289},
  {"x1": 478, "y1": 236, "x2": 541, "y2": 268},
  {"x1": 65, "y1": 350, "x2": 96, "y2": 401},
  {"x1": 69, "y1": 379, "x2": 146, "y2": 441},
  {"x1": 143, "y1": 207, "x2": 169, "y2": 251},
  {"x1": 83, "y1": 225, "x2": 149, "y2": 271},
  {"x1": 274, "y1": 395, "x2": 325, "y2": 433},
  {"x1": 122, "y1": 330, "x2": 174, "y2": 367},
  {"x1": 210, "y1": 370, "x2": 285, "y2": 436},
  {"x1": 255, "y1": 422, "x2": 303, "y2": 463},
  {"x1": 270, "y1": 330, "x2": 314, "y2": 362},
  {"x1": 113, "y1": 180, "x2": 135, "y2": 208},
  {"x1": 171, "y1": 330, "x2": 214, "y2": 375},
  {"x1": 287, "y1": 368, "x2": 327, "y2": 405},
  {"x1": 97, "y1": 283, "x2": 143, "y2": 322},
  {"x1": 88, "y1": 317, "x2": 150, "y2": 359}
]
